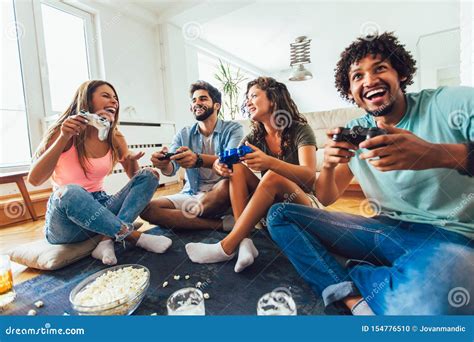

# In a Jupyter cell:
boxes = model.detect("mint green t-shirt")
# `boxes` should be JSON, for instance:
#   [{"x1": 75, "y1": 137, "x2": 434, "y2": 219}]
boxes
[{"x1": 347, "y1": 86, "x2": 474, "y2": 239}]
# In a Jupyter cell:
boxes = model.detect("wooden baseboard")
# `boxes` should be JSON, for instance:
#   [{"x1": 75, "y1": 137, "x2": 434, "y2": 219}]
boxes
[{"x1": 0, "y1": 189, "x2": 51, "y2": 227}]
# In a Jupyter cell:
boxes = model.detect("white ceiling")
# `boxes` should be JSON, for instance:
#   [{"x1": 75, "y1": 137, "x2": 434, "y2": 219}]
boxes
[{"x1": 133, "y1": 0, "x2": 460, "y2": 74}]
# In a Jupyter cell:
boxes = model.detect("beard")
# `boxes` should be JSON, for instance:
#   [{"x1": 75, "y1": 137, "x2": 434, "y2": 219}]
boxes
[
  {"x1": 193, "y1": 106, "x2": 214, "y2": 121},
  {"x1": 366, "y1": 101, "x2": 394, "y2": 117}
]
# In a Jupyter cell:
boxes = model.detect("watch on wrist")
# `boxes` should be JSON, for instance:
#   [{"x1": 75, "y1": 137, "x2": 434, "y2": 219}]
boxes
[{"x1": 194, "y1": 153, "x2": 204, "y2": 168}]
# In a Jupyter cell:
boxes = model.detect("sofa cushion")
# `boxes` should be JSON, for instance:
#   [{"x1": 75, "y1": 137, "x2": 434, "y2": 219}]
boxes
[
  {"x1": 236, "y1": 107, "x2": 364, "y2": 174},
  {"x1": 304, "y1": 107, "x2": 364, "y2": 148},
  {"x1": 236, "y1": 107, "x2": 363, "y2": 148}
]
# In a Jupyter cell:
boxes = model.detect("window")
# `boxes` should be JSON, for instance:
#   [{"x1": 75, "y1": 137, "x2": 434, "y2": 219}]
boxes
[
  {"x1": 1, "y1": 0, "x2": 99, "y2": 168},
  {"x1": 197, "y1": 51, "x2": 256, "y2": 120},
  {"x1": 36, "y1": 0, "x2": 98, "y2": 115},
  {"x1": 1, "y1": 0, "x2": 31, "y2": 167}
]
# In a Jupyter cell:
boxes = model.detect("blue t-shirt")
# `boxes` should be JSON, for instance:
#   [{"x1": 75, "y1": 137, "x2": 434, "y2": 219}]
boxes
[{"x1": 347, "y1": 86, "x2": 474, "y2": 239}]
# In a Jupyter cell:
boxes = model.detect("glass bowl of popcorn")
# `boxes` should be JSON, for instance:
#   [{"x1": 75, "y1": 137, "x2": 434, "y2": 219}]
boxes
[{"x1": 69, "y1": 264, "x2": 150, "y2": 315}]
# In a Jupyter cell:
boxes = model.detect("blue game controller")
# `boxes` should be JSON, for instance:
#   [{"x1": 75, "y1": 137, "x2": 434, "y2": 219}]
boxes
[{"x1": 218, "y1": 145, "x2": 253, "y2": 168}]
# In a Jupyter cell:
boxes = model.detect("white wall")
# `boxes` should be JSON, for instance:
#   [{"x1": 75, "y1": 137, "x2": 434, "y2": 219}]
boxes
[
  {"x1": 460, "y1": 1, "x2": 474, "y2": 86},
  {"x1": 195, "y1": 1, "x2": 460, "y2": 113},
  {"x1": 417, "y1": 29, "x2": 460, "y2": 89},
  {"x1": 160, "y1": 23, "x2": 199, "y2": 128},
  {"x1": 84, "y1": 1, "x2": 166, "y2": 123}
]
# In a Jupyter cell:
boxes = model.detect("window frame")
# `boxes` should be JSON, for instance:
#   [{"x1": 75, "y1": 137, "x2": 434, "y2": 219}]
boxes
[
  {"x1": 195, "y1": 48, "x2": 259, "y2": 120},
  {"x1": 33, "y1": 0, "x2": 100, "y2": 117},
  {"x1": 3, "y1": 0, "x2": 101, "y2": 172}
]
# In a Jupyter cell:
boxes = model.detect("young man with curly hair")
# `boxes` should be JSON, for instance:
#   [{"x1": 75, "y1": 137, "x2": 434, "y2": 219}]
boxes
[{"x1": 267, "y1": 32, "x2": 474, "y2": 315}]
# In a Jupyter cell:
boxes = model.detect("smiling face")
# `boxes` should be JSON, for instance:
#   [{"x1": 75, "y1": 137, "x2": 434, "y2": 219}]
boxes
[
  {"x1": 190, "y1": 89, "x2": 218, "y2": 121},
  {"x1": 245, "y1": 85, "x2": 273, "y2": 121},
  {"x1": 90, "y1": 84, "x2": 119, "y2": 117},
  {"x1": 348, "y1": 54, "x2": 406, "y2": 116}
]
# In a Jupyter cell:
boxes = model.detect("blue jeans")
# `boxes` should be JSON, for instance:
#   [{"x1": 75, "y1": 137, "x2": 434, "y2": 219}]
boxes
[
  {"x1": 45, "y1": 169, "x2": 159, "y2": 244},
  {"x1": 267, "y1": 203, "x2": 474, "y2": 315}
]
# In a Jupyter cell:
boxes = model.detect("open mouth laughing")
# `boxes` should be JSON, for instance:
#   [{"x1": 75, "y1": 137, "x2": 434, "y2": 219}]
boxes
[
  {"x1": 363, "y1": 86, "x2": 389, "y2": 104},
  {"x1": 104, "y1": 107, "x2": 117, "y2": 114},
  {"x1": 193, "y1": 105, "x2": 206, "y2": 115}
]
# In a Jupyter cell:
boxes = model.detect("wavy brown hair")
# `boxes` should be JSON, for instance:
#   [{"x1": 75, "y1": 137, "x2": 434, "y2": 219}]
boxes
[
  {"x1": 244, "y1": 77, "x2": 307, "y2": 157},
  {"x1": 34, "y1": 80, "x2": 121, "y2": 177}
]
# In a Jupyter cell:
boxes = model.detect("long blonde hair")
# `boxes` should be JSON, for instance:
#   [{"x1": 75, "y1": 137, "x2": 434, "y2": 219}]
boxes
[{"x1": 34, "y1": 80, "x2": 121, "y2": 176}]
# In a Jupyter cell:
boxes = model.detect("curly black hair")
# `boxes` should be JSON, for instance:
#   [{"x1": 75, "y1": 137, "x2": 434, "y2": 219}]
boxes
[{"x1": 334, "y1": 32, "x2": 417, "y2": 103}]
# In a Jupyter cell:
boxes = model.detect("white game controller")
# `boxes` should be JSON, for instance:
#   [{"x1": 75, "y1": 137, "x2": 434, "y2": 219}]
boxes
[{"x1": 79, "y1": 110, "x2": 111, "y2": 141}]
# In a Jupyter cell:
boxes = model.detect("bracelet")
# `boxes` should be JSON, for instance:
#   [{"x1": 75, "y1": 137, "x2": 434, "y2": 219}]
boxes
[{"x1": 458, "y1": 141, "x2": 474, "y2": 177}]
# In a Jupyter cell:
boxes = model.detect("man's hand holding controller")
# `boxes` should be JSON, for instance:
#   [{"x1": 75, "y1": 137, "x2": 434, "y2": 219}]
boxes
[
  {"x1": 151, "y1": 147, "x2": 174, "y2": 174},
  {"x1": 323, "y1": 128, "x2": 357, "y2": 169}
]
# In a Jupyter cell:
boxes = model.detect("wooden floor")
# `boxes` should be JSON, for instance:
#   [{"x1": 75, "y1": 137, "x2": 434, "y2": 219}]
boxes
[{"x1": 0, "y1": 183, "x2": 365, "y2": 285}]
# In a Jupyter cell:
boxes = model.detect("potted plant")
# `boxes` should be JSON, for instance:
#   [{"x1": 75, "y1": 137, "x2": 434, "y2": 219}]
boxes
[{"x1": 214, "y1": 59, "x2": 247, "y2": 120}]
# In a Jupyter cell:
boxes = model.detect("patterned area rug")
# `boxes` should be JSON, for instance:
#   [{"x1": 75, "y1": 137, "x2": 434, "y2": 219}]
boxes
[{"x1": 4, "y1": 227, "x2": 325, "y2": 315}]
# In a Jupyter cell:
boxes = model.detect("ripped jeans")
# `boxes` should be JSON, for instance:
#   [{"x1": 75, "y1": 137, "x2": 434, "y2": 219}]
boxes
[
  {"x1": 267, "y1": 203, "x2": 474, "y2": 315},
  {"x1": 45, "y1": 169, "x2": 159, "y2": 244}
]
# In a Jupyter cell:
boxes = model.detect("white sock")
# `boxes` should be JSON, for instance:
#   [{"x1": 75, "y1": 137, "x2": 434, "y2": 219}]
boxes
[
  {"x1": 92, "y1": 239, "x2": 117, "y2": 265},
  {"x1": 185, "y1": 242, "x2": 235, "y2": 264},
  {"x1": 351, "y1": 299, "x2": 375, "y2": 316},
  {"x1": 234, "y1": 238, "x2": 259, "y2": 273},
  {"x1": 136, "y1": 234, "x2": 172, "y2": 253},
  {"x1": 222, "y1": 215, "x2": 235, "y2": 232}
]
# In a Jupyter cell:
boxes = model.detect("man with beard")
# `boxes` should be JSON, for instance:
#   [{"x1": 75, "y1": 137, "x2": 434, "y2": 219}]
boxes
[
  {"x1": 267, "y1": 32, "x2": 474, "y2": 315},
  {"x1": 141, "y1": 81, "x2": 243, "y2": 230}
]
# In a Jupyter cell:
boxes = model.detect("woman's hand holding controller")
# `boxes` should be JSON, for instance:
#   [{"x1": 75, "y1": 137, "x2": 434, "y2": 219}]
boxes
[
  {"x1": 213, "y1": 159, "x2": 232, "y2": 177},
  {"x1": 60, "y1": 115, "x2": 88, "y2": 140}
]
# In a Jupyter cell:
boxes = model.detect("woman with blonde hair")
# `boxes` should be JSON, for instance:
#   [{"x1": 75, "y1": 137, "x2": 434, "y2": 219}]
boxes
[
  {"x1": 29, "y1": 80, "x2": 171, "y2": 265},
  {"x1": 186, "y1": 76, "x2": 321, "y2": 272}
]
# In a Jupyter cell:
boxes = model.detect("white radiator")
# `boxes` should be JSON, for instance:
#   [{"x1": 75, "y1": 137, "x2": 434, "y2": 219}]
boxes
[{"x1": 103, "y1": 121, "x2": 178, "y2": 194}]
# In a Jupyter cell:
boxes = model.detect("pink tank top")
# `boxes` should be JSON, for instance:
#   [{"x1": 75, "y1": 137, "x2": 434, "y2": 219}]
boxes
[{"x1": 52, "y1": 145, "x2": 113, "y2": 192}]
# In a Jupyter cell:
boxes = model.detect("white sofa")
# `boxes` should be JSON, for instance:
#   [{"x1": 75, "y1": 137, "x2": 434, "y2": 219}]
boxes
[{"x1": 236, "y1": 107, "x2": 364, "y2": 186}]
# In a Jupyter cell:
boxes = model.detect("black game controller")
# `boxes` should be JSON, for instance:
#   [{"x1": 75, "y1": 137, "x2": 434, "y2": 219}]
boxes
[
  {"x1": 157, "y1": 152, "x2": 177, "y2": 161},
  {"x1": 332, "y1": 126, "x2": 387, "y2": 148}
]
